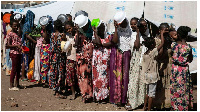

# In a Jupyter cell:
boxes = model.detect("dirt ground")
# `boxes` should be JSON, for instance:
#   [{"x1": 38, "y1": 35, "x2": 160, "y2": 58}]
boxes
[{"x1": 1, "y1": 68, "x2": 197, "y2": 111}]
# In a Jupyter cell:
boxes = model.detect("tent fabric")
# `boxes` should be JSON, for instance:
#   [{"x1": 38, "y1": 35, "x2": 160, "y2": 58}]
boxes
[
  {"x1": 1, "y1": 1, "x2": 74, "y2": 24},
  {"x1": 70, "y1": 1, "x2": 144, "y2": 33},
  {"x1": 187, "y1": 41, "x2": 197, "y2": 73},
  {"x1": 144, "y1": 1, "x2": 197, "y2": 32}
]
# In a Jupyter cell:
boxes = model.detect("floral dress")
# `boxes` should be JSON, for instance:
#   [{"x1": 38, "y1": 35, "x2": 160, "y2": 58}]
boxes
[
  {"x1": 92, "y1": 35, "x2": 111, "y2": 101},
  {"x1": 127, "y1": 46, "x2": 145, "y2": 109},
  {"x1": 76, "y1": 33, "x2": 94, "y2": 99},
  {"x1": 170, "y1": 42, "x2": 193, "y2": 111},
  {"x1": 49, "y1": 33, "x2": 66, "y2": 91},
  {"x1": 40, "y1": 44, "x2": 51, "y2": 83}
]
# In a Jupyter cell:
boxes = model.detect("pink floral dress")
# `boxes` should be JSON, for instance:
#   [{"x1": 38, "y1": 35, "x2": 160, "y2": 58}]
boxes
[
  {"x1": 92, "y1": 35, "x2": 111, "y2": 101},
  {"x1": 170, "y1": 42, "x2": 193, "y2": 111}
]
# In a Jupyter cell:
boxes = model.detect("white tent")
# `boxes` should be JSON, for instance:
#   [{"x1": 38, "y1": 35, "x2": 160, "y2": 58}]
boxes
[
  {"x1": 71, "y1": 1, "x2": 144, "y2": 33},
  {"x1": 144, "y1": 1, "x2": 197, "y2": 32},
  {"x1": 1, "y1": 1, "x2": 74, "y2": 24}
]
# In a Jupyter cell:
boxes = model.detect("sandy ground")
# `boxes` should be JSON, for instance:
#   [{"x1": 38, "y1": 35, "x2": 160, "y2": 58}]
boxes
[{"x1": 1, "y1": 68, "x2": 197, "y2": 111}]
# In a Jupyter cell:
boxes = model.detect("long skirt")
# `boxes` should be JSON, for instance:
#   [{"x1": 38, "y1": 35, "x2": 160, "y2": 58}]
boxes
[
  {"x1": 127, "y1": 48, "x2": 145, "y2": 109},
  {"x1": 40, "y1": 44, "x2": 51, "y2": 83},
  {"x1": 33, "y1": 46, "x2": 41, "y2": 81},
  {"x1": 92, "y1": 47, "x2": 110, "y2": 101},
  {"x1": 170, "y1": 64, "x2": 193, "y2": 111},
  {"x1": 76, "y1": 42, "x2": 93, "y2": 99},
  {"x1": 109, "y1": 48, "x2": 131, "y2": 104}
]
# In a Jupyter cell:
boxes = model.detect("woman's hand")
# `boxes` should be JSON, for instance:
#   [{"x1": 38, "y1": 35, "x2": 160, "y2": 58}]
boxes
[
  {"x1": 135, "y1": 24, "x2": 139, "y2": 33},
  {"x1": 160, "y1": 29, "x2": 169, "y2": 35},
  {"x1": 17, "y1": 45, "x2": 21, "y2": 49},
  {"x1": 74, "y1": 24, "x2": 79, "y2": 33},
  {"x1": 92, "y1": 26, "x2": 97, "y2": 33},
  {"x1": 114, "y1": 20, "x2": 119, "y2": 28}
]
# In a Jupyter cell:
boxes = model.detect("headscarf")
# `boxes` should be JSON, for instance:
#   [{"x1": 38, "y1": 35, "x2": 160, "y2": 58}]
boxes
[
  {"x1": 22, "y1": 10, "x2": 35, "y2": 44},
  {"x1": 79, "y1": 19, "x2": 93, "y2": 40},
  {"x1": 117, "y1": 18, "x2": 132, "y2": 38}
]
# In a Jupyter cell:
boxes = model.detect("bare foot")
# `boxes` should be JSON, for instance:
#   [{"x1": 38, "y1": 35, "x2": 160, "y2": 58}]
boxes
[{"x1": 143, "y1": 106, "x2": 147, "y2": 111}]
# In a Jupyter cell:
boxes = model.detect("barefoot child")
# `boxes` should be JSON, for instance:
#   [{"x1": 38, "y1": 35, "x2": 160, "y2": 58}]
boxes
[
  {"x1": 64, "y1": 21, "x2": 76, "y2": 100},
  {"x1": 5, "y1": 20, "x2": 22, "y2": 91},
  {"x1": 141, "y1": 29, "x2": 166, "y2": 111}
]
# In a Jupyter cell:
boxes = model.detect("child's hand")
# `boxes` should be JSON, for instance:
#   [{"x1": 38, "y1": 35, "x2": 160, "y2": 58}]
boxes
[{"x1": 114, "y1": 20, "x2": 119, "y2": 28}]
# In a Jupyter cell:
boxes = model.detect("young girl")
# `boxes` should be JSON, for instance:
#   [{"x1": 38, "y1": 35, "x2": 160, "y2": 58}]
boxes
[
  {"x1": 5, "y1": 20, "x2": 22, "y2": 91},
  {"x1": 141, "y1": 29, "x2": 166, "y2": 111},
  {"x1": 91, "y1": 19, "x2": 112, "y2": 103},
  {"x1": 64, "y1": 21, "x2": 76, "y2": 100},
  {"x1": 126, "y1": 17, "x2": 144, "y2": 110},
  {"x1": 170, "y1": 26, "x2": 193, "y2": 111},
  {"x1": 39, "y1": 23, "x2": 52, "y2": 85},
  {"x1": 49, "y1": 19, "x2": 67, "y2": 98}
]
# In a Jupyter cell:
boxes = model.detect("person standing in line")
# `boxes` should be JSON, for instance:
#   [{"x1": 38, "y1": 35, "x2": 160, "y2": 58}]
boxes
[
  {"x1": 126, "y1": 17, "x2": 144, "y2": 110},
  {"x1": 74, "y1": 11, "x2": 94, "y2": 103},
  {"x1": 5, "y1": 20, "x2": 22, "y2": 91},
  {"x1": 110, "y1": 11, "x2": 132, "y2": 106},
  {"x1": 142, "y1": 28, "x2": 166, "y2": 111},
  {"x1": 91, "y1": 18, "x2": 112, "y2": 103},
  {"x1": 170, "y1": 26, "x2": 194, "y2": 111}
]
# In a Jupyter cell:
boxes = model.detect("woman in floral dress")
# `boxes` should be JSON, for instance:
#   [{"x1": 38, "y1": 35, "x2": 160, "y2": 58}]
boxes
[
  {"x1": 74, "y1": 13, "x2": 93, "y2": 103},
  {"x1": 91, "y1": 19, "x2": 112, "y2": 102},
  {"x1": 170, "y1": 26, "x2": 193, "y2": 111}
]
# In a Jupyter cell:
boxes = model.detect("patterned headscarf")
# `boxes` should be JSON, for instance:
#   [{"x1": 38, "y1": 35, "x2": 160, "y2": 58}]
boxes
[{"x1": 22, "y1": 10, "x2": 35, "y2": 45}]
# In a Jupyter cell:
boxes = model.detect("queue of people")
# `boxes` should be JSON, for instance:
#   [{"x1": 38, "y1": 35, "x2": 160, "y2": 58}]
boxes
[{"x1": 1, "y1": 10, "x2": 194, "y2": 111}]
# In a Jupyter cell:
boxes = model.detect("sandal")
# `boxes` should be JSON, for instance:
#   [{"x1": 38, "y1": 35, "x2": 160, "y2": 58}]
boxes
[
  {"x1": 21, "y1": 78, "x2": 28, "y2": 81},
  {"x1": 125, "y1": 105, "x2": 133, "y2": 111},
  {"x1": 9, "y1": 87, "x2": 19, "y2": 91}
]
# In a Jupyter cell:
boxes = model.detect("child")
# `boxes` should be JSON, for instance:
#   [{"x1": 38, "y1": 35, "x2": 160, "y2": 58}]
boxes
[
  {"x1": 5, "y1": 20, "x2": 22, "y2": 91},
  {"x1": 141, "y1": 29, "x2": 166, "y2": 111},
  {"x1": 126, "y1": 17, "x2": 145, "y2": 110},
  {"x1": 64, "y1": 21, "x2": 76, "y2": 100},
  {"x1": 169, "y1": 29, "x2": 177, "y2": 42},
  {"x1": 49, "y1": 19, "x2": 67, "y2": 98},
  {"x1": 40, "y1": 24, "x2": 52, "y2": 86},
  {"x1": 170, "y1": 26, "x2": 193, "y2": 111}
]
